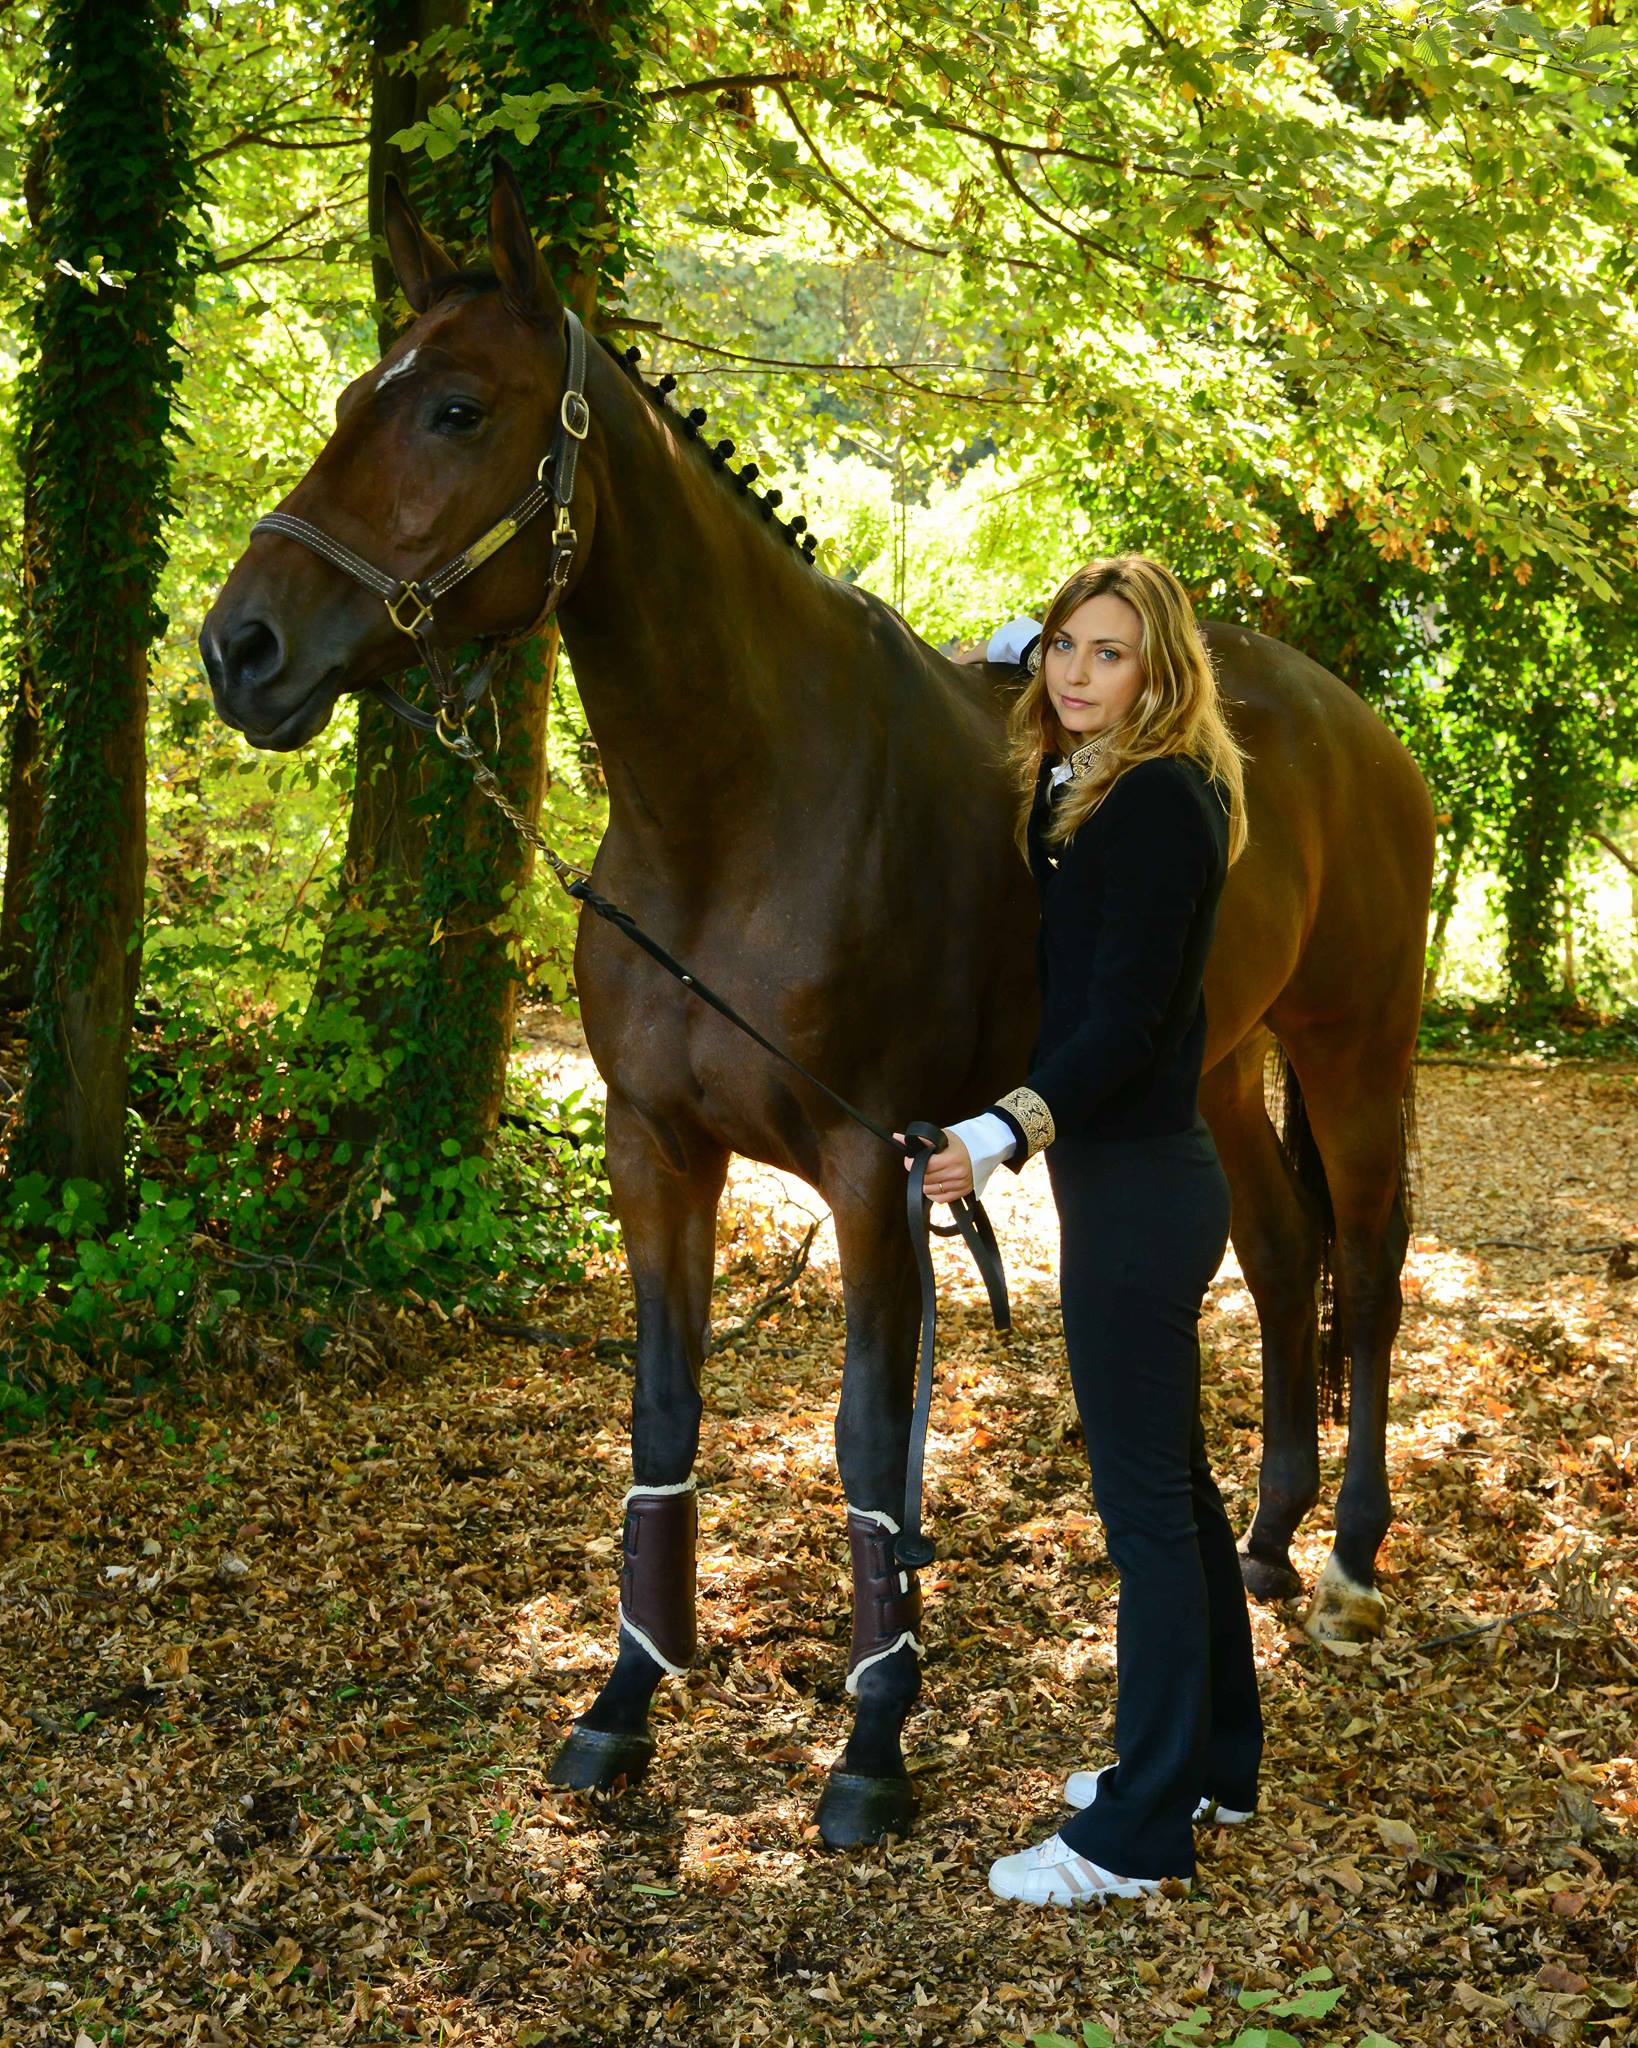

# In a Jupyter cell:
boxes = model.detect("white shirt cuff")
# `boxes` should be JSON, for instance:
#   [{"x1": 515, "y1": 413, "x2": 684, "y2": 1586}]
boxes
[
  {"x1": 945, "y1": 1111, "x2": 1020, "y2": 1198},
  {"x1": 986, "y1": 616, "x2": 1044, "y2": 667}
]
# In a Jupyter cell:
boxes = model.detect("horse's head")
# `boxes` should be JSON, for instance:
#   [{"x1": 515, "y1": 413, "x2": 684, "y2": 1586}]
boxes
[{"x1": 201, "y1": 164, "x2": 593, "y2": 750}]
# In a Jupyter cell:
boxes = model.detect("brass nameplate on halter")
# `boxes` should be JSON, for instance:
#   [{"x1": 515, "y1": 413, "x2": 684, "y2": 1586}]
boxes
[{"x1": 462, "y1": 517, "x2": 519, "y2": 573}]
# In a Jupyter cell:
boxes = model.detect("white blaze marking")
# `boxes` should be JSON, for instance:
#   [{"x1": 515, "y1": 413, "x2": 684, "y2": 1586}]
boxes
[{"x1": 377, "y1": 347, "x2": 419, "y2": 389}]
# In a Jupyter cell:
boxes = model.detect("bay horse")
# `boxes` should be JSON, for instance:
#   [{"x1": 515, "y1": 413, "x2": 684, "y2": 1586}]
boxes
[{"x1": 200, "y1": 166, "x2": 1434, "y2": 1846}]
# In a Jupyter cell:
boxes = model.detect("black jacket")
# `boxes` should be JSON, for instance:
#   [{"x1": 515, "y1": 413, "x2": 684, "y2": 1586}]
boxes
[{"x1": 993, "y1": 752, "x2": 1230, "y2": 1158}]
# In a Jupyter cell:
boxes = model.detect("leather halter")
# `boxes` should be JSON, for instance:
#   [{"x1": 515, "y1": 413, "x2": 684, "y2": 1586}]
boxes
[{"x1": 250, "y1": 306, "x2": 591, "y2": 738}]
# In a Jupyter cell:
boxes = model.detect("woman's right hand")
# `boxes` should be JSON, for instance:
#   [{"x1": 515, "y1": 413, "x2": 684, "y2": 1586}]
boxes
[{"x1": 893, "y1": 1129, "x2": 975, "y2": 1203}]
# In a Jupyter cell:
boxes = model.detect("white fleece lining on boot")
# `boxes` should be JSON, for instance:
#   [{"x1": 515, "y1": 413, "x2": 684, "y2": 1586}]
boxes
[
  {"x1": 621, "y1": 1476, "x2": 697, "y2": 1506},
  {"x1": 617, "y1": 1606, "x2": 690, "y2": 1677},
  {"x1": 845, "y1": 1631, "x2": 925, "y2": 1694}
]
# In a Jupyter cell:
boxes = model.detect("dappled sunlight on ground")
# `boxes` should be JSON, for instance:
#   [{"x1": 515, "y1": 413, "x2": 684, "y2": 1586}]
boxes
[{"x1": 2, "y1": 1051, "x2": 1634, "y2": 2044}]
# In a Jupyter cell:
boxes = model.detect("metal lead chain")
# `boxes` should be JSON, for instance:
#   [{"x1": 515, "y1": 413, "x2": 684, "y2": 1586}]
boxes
[{"x1": 437, "y1": 720, "x2": 593, "y2": 895}]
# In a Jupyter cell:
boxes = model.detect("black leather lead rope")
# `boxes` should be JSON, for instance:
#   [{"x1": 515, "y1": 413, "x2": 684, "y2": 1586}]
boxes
[
  {"x1": 899, "y1": 1119, "x2": 1011, "y2": 1569},
  {"x1": 244, "y1": 300, "x2": 1008, "y2": 1574}
]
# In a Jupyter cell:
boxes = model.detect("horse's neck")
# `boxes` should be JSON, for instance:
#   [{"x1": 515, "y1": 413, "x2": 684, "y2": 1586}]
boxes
[{"x1": 559, "y1": 350, "x2": 881, "y2": 850}]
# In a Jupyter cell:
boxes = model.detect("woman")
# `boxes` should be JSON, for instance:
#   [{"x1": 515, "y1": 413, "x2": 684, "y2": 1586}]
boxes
[{"x1": 900, "y1": 556, "x2": 1262, "y2": 1906}]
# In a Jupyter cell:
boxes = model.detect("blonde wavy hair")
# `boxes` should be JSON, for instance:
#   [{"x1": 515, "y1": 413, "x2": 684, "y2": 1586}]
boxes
[{"x1": 1006, "y1": 556, "x2": 1249, "y2": 864}]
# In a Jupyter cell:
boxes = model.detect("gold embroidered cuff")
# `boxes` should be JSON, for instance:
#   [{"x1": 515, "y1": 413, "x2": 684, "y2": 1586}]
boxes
[{"x1": 995, "y1": 1085, "x2": 1055, "y2": 1156}]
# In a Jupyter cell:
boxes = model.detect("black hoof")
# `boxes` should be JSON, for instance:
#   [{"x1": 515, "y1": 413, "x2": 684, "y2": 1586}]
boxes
[
  {"x1": 547, "y1": 1723, "x2": 656, "y2": 1793},
  {"x1": 1238, "y1": 1549, "x2": 1303, "y2": 1605},
  {"x1": 817, "y1": 1769, "x2": 917, "y2": 1848}
]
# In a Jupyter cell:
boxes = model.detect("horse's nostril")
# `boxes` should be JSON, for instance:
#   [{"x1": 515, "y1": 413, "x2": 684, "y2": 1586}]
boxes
[{"x1": 224, "y1": 615, "x2": 283, "y2": 690}]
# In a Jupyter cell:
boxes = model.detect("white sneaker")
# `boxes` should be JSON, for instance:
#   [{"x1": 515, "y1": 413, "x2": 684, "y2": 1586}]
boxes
[
  {"x1": 1063, "y1": 1764, "x2": 1254, "y2": 1827},
  {"x1": 988, "y1": 1831, "x2": 1171, "y2": 1906}
]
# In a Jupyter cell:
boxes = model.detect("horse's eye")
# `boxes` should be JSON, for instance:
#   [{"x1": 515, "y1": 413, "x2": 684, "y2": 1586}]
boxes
[{"x1": 433, "y1": 398, "x2": 485, "y2": 435}]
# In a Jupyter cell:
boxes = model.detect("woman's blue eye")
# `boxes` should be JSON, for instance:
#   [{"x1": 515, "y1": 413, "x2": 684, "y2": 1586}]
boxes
[{"x1": 1054, "y1": 634, "x2": 1072, "y2": 651}]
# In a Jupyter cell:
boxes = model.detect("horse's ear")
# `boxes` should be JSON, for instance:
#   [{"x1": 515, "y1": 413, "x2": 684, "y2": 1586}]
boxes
[
  {"x1": 383, "y1": 175, "x2": 457, "y2": 313},
  {"x1": 489, "y1": 157, "x2": 561, "y2": 319}
]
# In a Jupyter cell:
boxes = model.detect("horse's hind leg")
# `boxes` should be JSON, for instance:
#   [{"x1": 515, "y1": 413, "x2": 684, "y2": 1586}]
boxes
[
  {"x1": 1282, "y1": 1024, "x2": 1415, "y2": 1643},
  {"x1": 549, "y1": 1088, "x2": 728, "y2": 1791},
  {"x1": 1200, "y1": 1033, "x2": 1325, "y2": 1606},
  {"x1": 816, "y1": 1149, "x2": 925, "y2": 1848}
]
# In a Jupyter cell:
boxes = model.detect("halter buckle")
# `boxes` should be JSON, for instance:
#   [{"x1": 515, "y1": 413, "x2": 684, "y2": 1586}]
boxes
[
  {"x1": 386, "y1": 580, "x2": 434, "y2": 638},
  {"x1": 560, "y1": 390, "x2": 590, "y2": 440}
]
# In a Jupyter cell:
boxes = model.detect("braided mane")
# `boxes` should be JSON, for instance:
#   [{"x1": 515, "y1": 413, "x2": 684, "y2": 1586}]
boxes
[{"x1": 596, "y1": 334, "x2": 822, "y2": 567}]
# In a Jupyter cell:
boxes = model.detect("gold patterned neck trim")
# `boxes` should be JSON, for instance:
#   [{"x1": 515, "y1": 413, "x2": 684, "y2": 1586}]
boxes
[{"x1": 1067, "y1": 731, "x2": 1115, "y2": 779}]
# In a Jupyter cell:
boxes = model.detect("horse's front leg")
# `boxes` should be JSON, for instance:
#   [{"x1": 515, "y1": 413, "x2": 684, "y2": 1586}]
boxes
[
  {"x1": 549, "y1": 1088, "x2": 728, "y2": 1791},
  {"x1": 816, "y1": 1156, "x2": 926, "y2": 1847}
]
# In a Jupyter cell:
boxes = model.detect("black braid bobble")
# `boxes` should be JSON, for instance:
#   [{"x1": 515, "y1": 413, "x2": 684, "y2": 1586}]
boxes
[
  {"x1": 710, "y1": 438, "x2": 735, "y2": 468},
  {"x1": 764, "y1": 489, "x2": 783, "y2": 508},
  {"x1": 657, "y1": 373, "x2": 678, "y2": 397},
  {"x1": 687, "y1": 407, "x2": 708, "y2": 428},
  {"x1": 788, "y1": 514, "x2": 807, "y2": 536},
  {"x1": 622, "y1": 345, "x2": 642, "y2": 368},
  {"x1": 800, "y1": 534, "x2": 818, "y2": 559}
]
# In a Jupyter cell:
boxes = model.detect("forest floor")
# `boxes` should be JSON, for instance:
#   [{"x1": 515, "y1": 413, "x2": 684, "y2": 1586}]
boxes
[{"x1": 1, "y1": 1046, "x2": 1635, "y2": 2048}]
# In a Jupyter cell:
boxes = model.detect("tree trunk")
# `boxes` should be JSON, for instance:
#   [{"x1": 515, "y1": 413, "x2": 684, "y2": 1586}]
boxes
[
  {"x1": 316, "y1": 0, "x2": 635, "y2": 1156},
  {"x1": 2, "y1": 146, "x2": 52, "y2": 1007},
  {"x1": 1501, "y1": 690, "x2": 1578, "y2": 1011},
  {"x1": 1422, "y1": 807, "x2": 1473, "y2": 1003},
  {"x1": 312, "y1": 0, "x2": 469, "y2": 1038},
  {"x1": 365, "y1": 0, "x2": 467, "y2": 352},
  {"x1": 0, "y1": 448, "x2": 45, "y2": 1007},
  {"x1": 9, "y1": 0, "x2": 194, "y2": 1198},
  {"x1": 28, "y1": 634, "x2": 149, "y2": 1187}
]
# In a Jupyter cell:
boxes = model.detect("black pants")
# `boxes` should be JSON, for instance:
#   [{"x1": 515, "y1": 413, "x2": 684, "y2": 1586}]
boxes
[{"x1": 1047, "y1": 1116, "x2": 1262, "y2": 1880}]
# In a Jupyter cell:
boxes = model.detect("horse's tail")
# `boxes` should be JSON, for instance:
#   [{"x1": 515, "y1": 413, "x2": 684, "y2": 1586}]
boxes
[
  {"x1": 1268, "y1": 1041, "x2": 1343, "y2": 1421},
  {"x1": 1269, "y1": 1041, "x2": 1418, "y2": 1425}
]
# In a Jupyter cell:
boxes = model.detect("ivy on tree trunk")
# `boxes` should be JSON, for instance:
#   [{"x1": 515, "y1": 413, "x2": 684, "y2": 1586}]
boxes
[
  {"x1": 319, "y1": 0, "x2": 651, "y2": 1162},
  {"x1": 8, "y1": 0, "x2": 197, "y2": 1197}
]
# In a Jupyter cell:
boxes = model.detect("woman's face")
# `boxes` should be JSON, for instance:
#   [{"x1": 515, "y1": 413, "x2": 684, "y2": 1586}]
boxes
[{"x1": 1042, "y1": 591, "x2": 1145, "y2": 747}]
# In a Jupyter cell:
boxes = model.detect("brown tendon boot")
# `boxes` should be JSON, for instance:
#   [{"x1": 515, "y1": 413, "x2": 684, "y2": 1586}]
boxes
[
  {"x1": 845, "y1": 1505, "x2": 923, "y2": 1695},
  {"x1": 618, "y1": 1480, "x2": 698, "y2": 1675}
]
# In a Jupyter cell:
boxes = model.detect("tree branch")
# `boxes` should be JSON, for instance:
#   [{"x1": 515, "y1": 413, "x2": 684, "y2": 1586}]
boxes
[
  {"x1": 1590, "y1": 829, "x2": 1638, "y2": 876},
  {"x1": 645, "y1": 328, "x2": 1035, "y2": 404},
  {"x1": 644, "y1": 69, "x2": 804, "y2": 103},
  {"x1": 773, "y1": 83, "x2": 949, "y2": 258},
  {"x1": 649, "y1": 71, "x2": 1218, "y2": 183}
]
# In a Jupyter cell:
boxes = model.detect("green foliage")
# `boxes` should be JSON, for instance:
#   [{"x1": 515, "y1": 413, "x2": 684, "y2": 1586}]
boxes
[
  {"x1": 382, "y1": 0, "x2": 656, "y2": 301},
  {"x1": 0, "y1": 951, "x2": 617, "y2": 1377},
  {"x1": 633, "y1": 0, "x2": 1638, "y2": 588},
  {"x1": 1419, "y1": 1000, "x2": 1638, "y2": 1062}
]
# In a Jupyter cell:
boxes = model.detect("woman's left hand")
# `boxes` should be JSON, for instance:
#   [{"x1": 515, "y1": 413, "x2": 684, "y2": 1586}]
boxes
[{"x1": 893, "y1": 1128, "x2": 974, "y2": 1203}]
